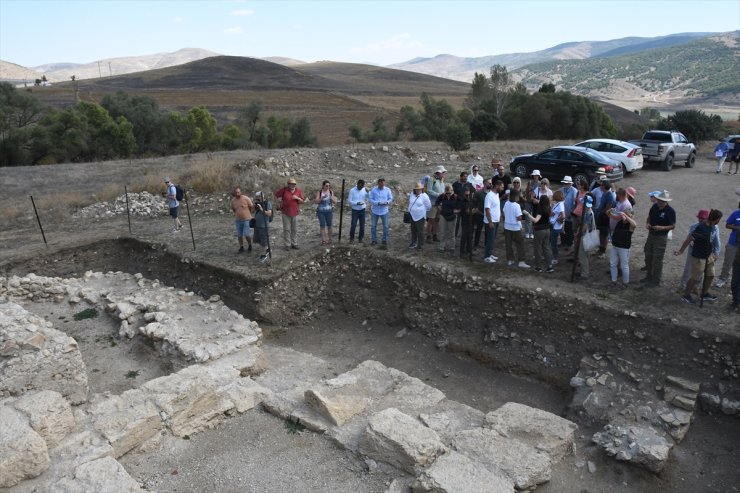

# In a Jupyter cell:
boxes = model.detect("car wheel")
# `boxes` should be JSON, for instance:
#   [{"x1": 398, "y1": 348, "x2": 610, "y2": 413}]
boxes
[
  {"x1": 685, "y1": 153, "x2": 695, "y2": 168},
  {"x1": 514, "y1": 163, "x2": 528, "y2": 178},
  {"x1": 662, "y1": 154, "x2": 674, "y2": 172},
  {"x1": 573, "y1": 172, "x2": 588, "y2": 186}
]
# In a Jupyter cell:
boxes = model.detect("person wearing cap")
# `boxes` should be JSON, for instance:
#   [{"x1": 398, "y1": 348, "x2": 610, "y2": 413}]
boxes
[
  {"x1": 675, "y1": 209, "x2": 723, "y2": 304},
  {"x1": 715, "y1": 138, "x2": 730, "y2": 174},
  {"x1": 435, "y1": 183, "x2": 459, "y2": 254},
  {"x1": 559, "y1": 176, "x2": 577, "y2": 250},
  {"x1": 715, "y1": 200, "x2": 740, "y2": 288},
  {"x1": 347, "y1": 179, "x2": 368, "y2": 244},
  {"x1": 642, "y1": 190, "x2": 676, "y2": 287},
  {"x1": 677, "y1": 209, "x2": 722, "y2": 294},
  {"x1": 589, "y1": 170, "x2": 606, "y2": 193},
  {"x1": 426, "y1": 165, "x2": 446, "y2": 242},
  {"x1": 407, "y1": 182, "x2": 431, "y2": 251},
  {"x1": 369, "y1": 177, "x2": 393, "y2": 248},
  {"x1": 163, "y1": 177, "x2": 183, "y2": 232},
  {"x1": 274, "y1": 178, "x2": 306, "y2": 250},
  {"x1": 230, "y1": 186, "x2": 254, "y2": 253},
  {"x1": 252, "y1": 191, "x2": 273, "y2": 263},
  {"x1": 469, "y1": 164, "x2": 484, "y2": 191},
  {"x1": 575, "y1": 193, "x2": 596, "y2": 280}
]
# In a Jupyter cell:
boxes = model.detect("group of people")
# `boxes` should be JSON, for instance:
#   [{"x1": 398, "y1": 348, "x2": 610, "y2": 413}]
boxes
[{"x1": 164, "y1": 160, "x2": 740, "y2": 311}]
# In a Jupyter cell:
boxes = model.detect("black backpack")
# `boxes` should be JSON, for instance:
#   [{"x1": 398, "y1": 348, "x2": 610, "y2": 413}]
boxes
[{"x1": 174, "y1": 185, "x2": 184, "y2": 201}]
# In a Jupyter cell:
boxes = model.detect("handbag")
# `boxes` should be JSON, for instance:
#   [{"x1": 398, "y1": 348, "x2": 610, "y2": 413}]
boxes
[
  {"x1": 403, "y1": 211, "x2": 413, "y2": 224},
  {"x1": 249, "y1": 218, "x2": 256, "y2": 228},
  {"x1": 581, "y1": 214, "x2": 599, "y2": 253}
]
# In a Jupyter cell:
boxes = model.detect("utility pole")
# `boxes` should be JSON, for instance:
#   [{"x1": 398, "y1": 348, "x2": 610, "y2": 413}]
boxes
[
  {"x1": 108, "y1": 62, "x2": 112, "y2": 76},
  {"x1": 97, "y1": 61, "x2": 102, "y2": 78}
]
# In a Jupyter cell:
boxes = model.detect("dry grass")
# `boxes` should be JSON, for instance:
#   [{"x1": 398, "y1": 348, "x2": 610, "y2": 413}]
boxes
[
  {"x1": 94, "y1": 183, "x2": 126, "y2": 203},
  {"x1": 129, "y1": 174, "x2": 166, "y2": 195},
  {"x1": 180, "y1": 156, "x2": 239, "y2": 194},
  {"x1": 0, "y1": 203, "x2": 25, "y2": 223}
]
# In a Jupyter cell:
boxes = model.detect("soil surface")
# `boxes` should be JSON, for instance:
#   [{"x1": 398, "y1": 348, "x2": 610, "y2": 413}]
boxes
[{"x1": 2, "y1": 141, "x2": 739, "y2": 492}]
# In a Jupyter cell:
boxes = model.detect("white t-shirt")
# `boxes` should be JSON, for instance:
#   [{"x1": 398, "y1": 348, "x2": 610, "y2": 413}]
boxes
[
  {"x1": 503, "y1": 200, "x2": 522, "y2": 231},
  {"x1": 550, "y1": 201, "x2": 565, "y2": 231},
  {"x1": 483, "y1": 191, "x2": 500, "y2": 224}
]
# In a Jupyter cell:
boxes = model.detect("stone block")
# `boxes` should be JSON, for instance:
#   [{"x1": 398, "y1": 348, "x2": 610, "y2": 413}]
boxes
[
  {"x1": 49, "y1": 456, "x2": 145, "y2": 492},
  {"x1": 358, "y1": 408, "x2": 446, "y2": 474},
  {"x1": 411, "y1": 451, "x2": 515, "y2": 493},
  {"x1": 221, "y1": 378, "x2": 272, "y2": 413},
  {"x1": 0, "y1": 405, "x2": 49, "y2": 488},
  {"x1": 453, "y1": 428, "x2": 551, "y2": 490},
  {"x1": 12, "y1": 390, "x2": 75, "y2": 448},
  {"x1": 88, "y1": 389, "x2": 161, "y2": 458},
  {"x1": 304, "y1": 389, "x2": 371, "y2": 426},
  {"x1": 484, "y1": 402, "x2": 577, "y2": 460},
  {"x1": 418, "y1": 399, "x2": 485, "y2": 444},
  {"x1": 592, "y1": 421, "x2": 673, "y2": 473}
]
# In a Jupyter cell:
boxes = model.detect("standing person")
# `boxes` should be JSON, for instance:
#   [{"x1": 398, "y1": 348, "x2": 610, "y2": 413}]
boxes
[
  {"x1": 471, "y1": 178, "x2": 490, "y2": 250},
  {"x1": 435, "y1": 184, "x2": 459, "y2": 254},
  {"x1": 608, "y1": 209, "x2": 637, "y2": 289},
  {"x1": 595, "y1": 180, "x2": 616, "y2": 257},
  {"x1": 678, "y1": 209, "x2": 722, "y2": 292},
  {"x1": 524, "y1": 194, "x2": 553, "y2": 272},
  {"x1": 407, "y1": 182, "x2": 431, "y2": 251},
  {"x1": 274, "y1": 178, "x2": 306, "y2": 250},
  {"x1": 503, "y1": 189, "x2": 530, "y2": 268},
  {"x1": 369, "y1": 177, "x2": 393, "y2": 248},
  {"x1": 253, "y1": 192, "x2": 273, "y2": 263},
  {"x1": 560, "y1": 176, "x2": 577, "y2": 250},
  {"x1": 539, "y1": 178, "x2": 553, "y2": 199},
  {"x1": 642, "y1": 190, "x2": 676, "y2": 288},
  {"x1": 675, "y1": 209, "x2": 723, "y2": 304},
  {"x1": 348, "y1": 179, "x2": 368, "y2": 244},
  {"x1": 230, "y1": 186, "x2": 254, "y2": 253},
  {"x1": 453, "y1": 171, "x2": 472, "y2": 240},
  {"x1": 164, "y1": 177, "x2": 183, "y2": 232},
  {"x1": 576, "y1": 194, "x2": 596, "y2": 280},
  {"x1": 494, "y1": 162, "x2": 512, "y2": 196},
  {"x1": 458, "y1": 187, "x2": 475, "y2": 258},
  {"x1": 550, "y1": 189, "x2": 565, "y2": 265},
  {"x1": 715, "y1": 138, "x2": 730, "y2": 174},
  {"x1": 483, "y1": 179, "x2": 502, "y2": 263},
  {"x1": 523, "y1": 170, "x2": 542, "y2": 239},
  {"x1": 715, "y1": 200, "x2": 740, "y2": 288},
  {"x1": 314, "y1": 180, "x2": 338, "y2": 245},
  {"x1": 425, "y1": 166, "x2": 446, "y2": 242},
  {"x1": 469, "y1": 164, "x2": 484, "y2": 191}
]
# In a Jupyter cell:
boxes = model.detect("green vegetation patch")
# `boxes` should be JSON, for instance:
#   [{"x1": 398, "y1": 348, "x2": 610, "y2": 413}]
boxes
[{"x1": 73, "y1": 307, "x2": 98, "y2": 321}]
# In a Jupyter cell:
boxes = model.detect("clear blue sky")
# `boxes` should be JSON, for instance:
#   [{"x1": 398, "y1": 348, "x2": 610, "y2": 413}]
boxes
[{"x1": 1, "y1": 0, "x2": 738, "y2": 68}]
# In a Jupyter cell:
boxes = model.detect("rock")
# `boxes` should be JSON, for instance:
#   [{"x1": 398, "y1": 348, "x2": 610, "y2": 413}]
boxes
[
  {"x1": 0, "y1": 405, "x2": 49, "y2": 488},
  {"x1": 12, "y1": 390, "x2": 75, "y2": 448},
  {"x1": 304, "y1": 389, "x2": 370, "y2": 426},
  {"x1": 396, "y1": 328, "x2": 408, "y2": 339},
  {"x1": 483, "y1": 402, "x2": 577, "y2": 461},
  {"x1": 411, "y1": 450, "x2": 515, "y2": 493},
  {"x1": 592, "y1": 422, "x2": 673, "y2": 473},
  {"x1": 358, "y1": 408, "x2": 445, "y2": 474},
  {"x1": 453, "y1": 428, "x2": 551, "y2": 490},
  {"x1": 49, "y1": 456, "x2": 145, "y2": 492}
]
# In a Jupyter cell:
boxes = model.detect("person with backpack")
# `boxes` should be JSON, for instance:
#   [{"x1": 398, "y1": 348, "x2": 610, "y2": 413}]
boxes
[
  {"x1": 164, "y1": 176, "x2": 183, "y2": 233},
  {"x1": 675, "y1": 209, "x2": 723, "y2": 304}
]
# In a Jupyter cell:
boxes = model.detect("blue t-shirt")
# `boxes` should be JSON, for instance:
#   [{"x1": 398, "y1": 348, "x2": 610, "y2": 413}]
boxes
[
  {"x1": 167, "y1": 184, "x2": 179, "y2": 208},
  {"x1": 726, "y1": 209, "x2": 740, "y2": 246}
]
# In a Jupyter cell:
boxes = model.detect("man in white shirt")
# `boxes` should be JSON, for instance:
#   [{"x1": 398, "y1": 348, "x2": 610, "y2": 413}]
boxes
[
  {"x1": 503, "y1": 189, "x2": 530, "y2": 268},
  {"x1": 483, "y1": 179, "x2": 503, "y2": 263},
  {"x1": 348, "y1": 179, "x2": 368, "y2": 243}
]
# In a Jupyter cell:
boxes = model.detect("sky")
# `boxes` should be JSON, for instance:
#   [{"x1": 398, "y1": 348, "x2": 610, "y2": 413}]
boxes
[{"x1": 1, "y1": 0, "x2": 738, "y2": 68}]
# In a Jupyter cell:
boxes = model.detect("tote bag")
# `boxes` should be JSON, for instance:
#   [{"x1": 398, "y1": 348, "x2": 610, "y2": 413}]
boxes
[{"x1": 581, "y1": 215, "x2": 599, "y2": 253}]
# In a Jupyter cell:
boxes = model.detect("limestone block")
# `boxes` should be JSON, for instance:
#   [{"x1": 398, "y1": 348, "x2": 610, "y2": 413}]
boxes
[
  {"x1": 304, "y1": 389, "x2": 371, "y2": 426},
  {"x1": 0, "y1": 405, "x2": 49, "y2": 488},
  {"x1": 411, "y1": 451, "x2": 515, "y2": 493},
  {"x1": 453, "y1": 428, "x2": 551, "y2": 490},
  {"x1": 484, "y1": 402, "x2": 577, "y2": 460},
  {"x1": 50, "y1": 456, "x2": 145, "y2": 492},
  {"x1": 221, "y1": 378, "x2": 272, "y2": 413},
  {"x1": 358, "y1": 408, "x2": 446, "y2": 474},
  {"x1": 13, "y1": 390, "x2": 75, "y2": 448},
  {"x1": 418, "y1": 399, "x2": 485, "y2": 444},
  {"x1": 88, "y1": 389, "x2": 161, "y2": 458},
  {"x1": 592, "y1": 421, "x2": 673, "y2": 473}
]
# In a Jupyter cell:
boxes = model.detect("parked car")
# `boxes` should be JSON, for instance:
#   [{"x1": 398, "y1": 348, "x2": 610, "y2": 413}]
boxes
[
  {"x1": 628, "y1": 130, "x2": 696, "y2": 171},
  {"x1": 509, "y1": 146, "x2": 623, "y2": 185},
  {"x1": 574, "y1": 139, "x2": 643, "y2": 173}
]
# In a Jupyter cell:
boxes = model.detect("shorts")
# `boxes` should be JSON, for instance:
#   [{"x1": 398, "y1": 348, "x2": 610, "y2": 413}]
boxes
[
  {"x1": 235, "y1": 219, "x2": 251, "y2": 238},
  {"x1": 169, "y1": 206, "x2": 179, "y2": 218},
  {"x1": 253, "y1": 227, "x2": 269, "y2": 247},
  {"x1": 317, "y1": 209, "x2": 333, "y2": 228},
  {"x1": 689, "y1": 256, "x2": 715, "y2": 281}
]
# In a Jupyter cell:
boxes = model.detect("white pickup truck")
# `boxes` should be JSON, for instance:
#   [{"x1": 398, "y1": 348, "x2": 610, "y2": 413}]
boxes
[{"x1": 629, "y1": 130, "x2": 696, "y2": 171}]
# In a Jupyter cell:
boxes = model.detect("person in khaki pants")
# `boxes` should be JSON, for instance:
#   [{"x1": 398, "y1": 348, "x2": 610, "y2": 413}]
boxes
[{"x1": 274, "y1": 178, "x2": 305, "y2": 249}]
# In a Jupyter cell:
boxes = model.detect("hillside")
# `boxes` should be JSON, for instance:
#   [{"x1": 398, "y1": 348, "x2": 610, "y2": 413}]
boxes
[
  {"x1": 513, "y1": 32, "x2": 740, "y2": 111},
  {"x1": 0, "y1": 60, "x2": 43, "y2": 84},
  {"x1": 389, "y1": 32, "x2": 714, "y2": 83}
]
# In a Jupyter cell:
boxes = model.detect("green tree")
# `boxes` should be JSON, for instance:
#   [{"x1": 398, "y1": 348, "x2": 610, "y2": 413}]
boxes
[
  {"x1": 640, "y1": 107, "x2": 661, "y2": 122},
  {"x1": 221, "y1": 124, "x2": 241, "y2": 150},
  {"x1": 465, "y1": 72, "x2": 491, "y2": 112},
  {"x1": 444, "y1": 122, "x2": 471, "y2": 151},
  {"x1": 658, "y1": 109, "x2": 723, "y2": 142},
  {"x1": 538, "y1": 83, "x2": 556, "y2": 93},
  {"x1": 289, "y1": 117, "x2": 317, "y2": 147},
  {"x1": 236, "y1": 100, "x2": 263, "y2": 142},
  {"x1": 488, "y1": 64, "x2": 512, "y2": 118}
]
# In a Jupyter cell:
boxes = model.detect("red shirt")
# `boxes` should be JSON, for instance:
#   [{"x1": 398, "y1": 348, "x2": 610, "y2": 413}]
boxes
[{"x1": 275, "y1": 186, "x2": 304, "y2": 217}]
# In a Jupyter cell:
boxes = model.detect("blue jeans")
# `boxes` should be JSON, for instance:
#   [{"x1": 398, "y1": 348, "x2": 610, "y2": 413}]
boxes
[
  {"x1": 317, "y1": 209, "x2": 333, "y2": 228},
  {"x1": 235, "y1": 219, "x2": 250, "y2": 238},
  {"x1": 350, "y1": 209, "x2": 365, "y2": 241},
  {"x1": 485, "y1": 222, "x2": 499, "y2": 258},
  {"x1": 371, "y1": 213, "x2": 388, "y2": 242},
  {"x1": 551, "y1": 228, "x2": 561, "y2": 259}
]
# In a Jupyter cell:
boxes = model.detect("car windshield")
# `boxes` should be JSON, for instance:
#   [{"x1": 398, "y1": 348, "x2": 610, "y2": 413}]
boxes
[{"x1": 580, "y1": 147, "x2": 610, "y2": 163}]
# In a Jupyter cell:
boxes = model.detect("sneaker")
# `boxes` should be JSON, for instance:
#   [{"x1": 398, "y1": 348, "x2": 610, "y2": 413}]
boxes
[
  {"x1": 238, "y1": 246, "x2": 245, "y2": 253},
  {"x1": 484, "y1": 256, "x2": 496, "y2": 263},
  {"x1": 546, "y1": 267, "x2": 555, "y2": 273},
  {"x1": 490, "y1": 255, "x2": 498, "y2": 261},
  {"x1": 551, "y1": 259, "x2": 558, "y2": 265},
  {"x1": 701, "y1": 293, "x2": 718, "y2": 303},
  {"x1": 173, "y1": 228, "x2": 180, "y2": 233},
  {"x1": 258, "y1": 254, "x2": 267, "y2": 263},
  {"x1": 408, "y1": 243, "x2": 417, "y2": 249},
  {"x1": 714, "y1": 278, "x2": 727, "y2": 288},
  {"x1": 534, "y1": 267, "x2": 543, "y2": 272},
  {"x1": 177, "y1": 224, "x2": 183, "y2": 230},
  {"x1": 507, "y1": 260, "x2": 516, "y2": 266},
  {"x1": 518, "y1": 261, "x2": 531, "y2": 269},
  {"x1": 371, "y1": 241, "x2": 378, "y2": 246},
  {"x1": 681, "y1": 294, "x2": 695, "y2": 304}
]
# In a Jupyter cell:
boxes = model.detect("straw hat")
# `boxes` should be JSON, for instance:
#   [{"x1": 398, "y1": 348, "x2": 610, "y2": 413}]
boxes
[
  {"x1": 413, "y1": 182, "x2": 423, "y2": 190},
  {"x1": 655, "y1": 190, "x2": 672, "y2": 202}
]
